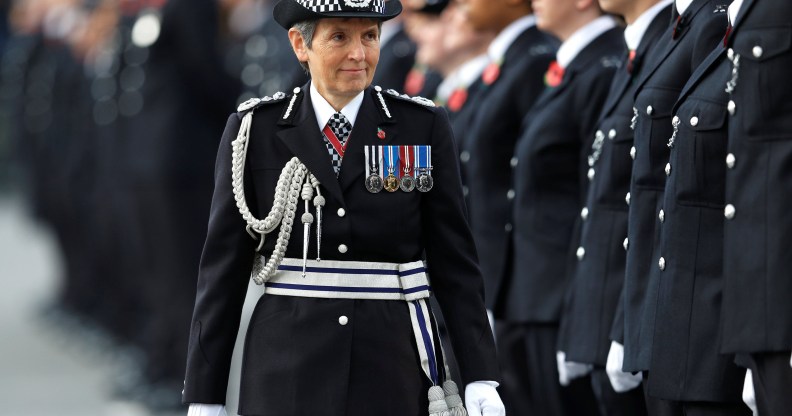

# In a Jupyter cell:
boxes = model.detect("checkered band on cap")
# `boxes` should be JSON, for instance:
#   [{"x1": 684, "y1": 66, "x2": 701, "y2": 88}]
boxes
[{"x1": 296, "y1": 0, "x2": 385, "y2": 13}]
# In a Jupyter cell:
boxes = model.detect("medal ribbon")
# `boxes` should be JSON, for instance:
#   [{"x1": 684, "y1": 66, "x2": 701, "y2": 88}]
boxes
[
  {"x1": 401, "y1": 146, "x2": 414, "y2": 176},
  {"x1": 323, "y1": 124, "x2": 349, "y2": 158},
  {"x1": 384, "y1": 146, "x2": 400, "y2": 177}
]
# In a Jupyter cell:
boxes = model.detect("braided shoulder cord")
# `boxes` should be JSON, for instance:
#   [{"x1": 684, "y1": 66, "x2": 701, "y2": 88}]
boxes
[{"x1": 231, "y1": 111, "x2": 323, "y2": 284}]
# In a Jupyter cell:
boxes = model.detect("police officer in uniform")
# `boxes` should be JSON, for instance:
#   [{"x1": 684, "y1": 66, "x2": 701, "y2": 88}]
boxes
[
  {"x1": 722, "y1": 0, "x2": 792, "y2": 414},
  {"x1": 619, "y1": 0, "x2": 728, "y2": 407},
  {"x1": 183, "y1": 1, "x2": 504, "y2": 415},
  {"x1": 558, "y1": 1, "x2": 672, "y2": 415},
  {"x1": 649, "y1": 17, "x2": 749, "y2": 415},
  {"x1": 508, "y1": 1, "x2": 623, "y2": 414}
]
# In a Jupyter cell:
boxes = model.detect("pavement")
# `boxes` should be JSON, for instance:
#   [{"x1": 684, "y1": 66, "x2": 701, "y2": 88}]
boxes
[{"x1": 0, "y1": 194, "x2": 183, "y2": 416}]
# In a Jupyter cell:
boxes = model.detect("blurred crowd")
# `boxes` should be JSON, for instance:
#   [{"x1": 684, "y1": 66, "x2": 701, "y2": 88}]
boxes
[{"x1": 2, "y1": 0, "x2": 790, "y2": 415}]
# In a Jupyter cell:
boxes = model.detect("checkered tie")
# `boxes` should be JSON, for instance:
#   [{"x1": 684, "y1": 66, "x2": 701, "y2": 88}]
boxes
[{"x1": 324, "y1": 112, "x2": 352, "y2": 175}]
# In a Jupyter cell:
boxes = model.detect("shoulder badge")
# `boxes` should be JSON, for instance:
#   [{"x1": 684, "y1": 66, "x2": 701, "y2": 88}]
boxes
[
  {"x1": 236, "y1": 88, "x2": 296, "y2": 114},
  {"x1": 380, "y1": 86, "x2": 436, "y2": 108}
]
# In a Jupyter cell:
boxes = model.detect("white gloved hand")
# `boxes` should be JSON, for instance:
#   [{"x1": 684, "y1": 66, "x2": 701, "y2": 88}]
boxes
[
  {"x1": 556, "y1": 351, "x2": 593, "y2": 386},
  {"x1": 187, "y1": 404, "x2": 227, "y2": 416},
  {"x1": 465, "y1": 381, "x2": 506, "y2": 416},
  {"x1": 605, "y1": 341, "x2": 642, "y2": 393},
  {"x1": 743, "y1": 370, "x2": 758, "y2": 415},
  {"x1": 789, "y1": 350, "x2": 791, "y2": 369}
]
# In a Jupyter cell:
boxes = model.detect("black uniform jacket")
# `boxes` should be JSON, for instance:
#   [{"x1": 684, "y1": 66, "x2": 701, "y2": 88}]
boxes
[
  {"x1": 622, "y1": 0, "x2": 728, "y2": 373},
  {"x1": 560, "y1": 8, "x2": 671, "y2": 366},
  {"x1": 457, "y1": 24, "x2": 556, "y2": 317},
  {"x1": 721, "y1": 0, "x2": 792, "y2": 355},
  {"x1": 510, "y1": 27, "x2": 625, "y2": 324},
  {"x1": 182, "y1": 83, "x2": 499, "y2": 416},
  {"x1": 648, "y1": 46, "x2": 745, "y2": 402}
]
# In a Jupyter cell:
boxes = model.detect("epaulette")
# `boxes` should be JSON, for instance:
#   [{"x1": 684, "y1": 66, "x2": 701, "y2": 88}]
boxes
[
  {"x1": 237, "y1": 91, "x2": 289, "y2": 113},
  {"x1": 371, "y1": 85, "x2": 436, "y2": 121},
  {"x1": 382, "y1": 87, "x2": 437, "y2": 108}
]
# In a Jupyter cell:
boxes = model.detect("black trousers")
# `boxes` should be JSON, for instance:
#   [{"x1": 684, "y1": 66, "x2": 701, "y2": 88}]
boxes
[
  {"x1": 743, "y1": 352, "x2": 792, "y2": 416},
  {"x1": 643, "y1": 372, "x2": 751, "y2": 416},
  {"x1": 496, "y1": 321, "x2": 599, "y2": 416},
  {"x1": 590, "y1": 368, "x2": 648, "y2": 416}
]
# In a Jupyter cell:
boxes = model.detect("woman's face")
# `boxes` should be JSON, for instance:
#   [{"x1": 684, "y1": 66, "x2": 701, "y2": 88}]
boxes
[{"x1": 293, "y1": 18, "x2": 381, "y2": 103}]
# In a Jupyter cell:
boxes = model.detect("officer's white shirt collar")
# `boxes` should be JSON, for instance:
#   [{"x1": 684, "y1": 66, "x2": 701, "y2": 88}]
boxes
[
  {"x1": 624, "y1": 0, "x2": 673, "y2": 51},
  {"x1": 310, "y1": 82, "x2": 364, "y2": 131},
  {"x1": 556, "y1": 16, "x2": 618, "y2": 68},
  {"x1": 435, "y1": 54, "x2": 489, "y2": 102},
  {"x1": 728, "y1": 0, "x2": 743, "y2": 25},
  {"x1": 676, "y1": 0, "x2": 694, "y2": 14},
  {"x1": 487, "y1": 14, "x2": 537, "y2": 63}
]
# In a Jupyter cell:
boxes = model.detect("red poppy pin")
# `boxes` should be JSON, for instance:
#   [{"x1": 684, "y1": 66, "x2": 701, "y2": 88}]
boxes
[
  {"x1": 377, "y1": 128, "x2": 386, "y2": 140},
  {"x1": 482, "y1": 61, "x2": 501, "y2": 86},
  {"x1": 544, "y1": 61, "x2": 565, "y2": 88},
  {"x1": 448, "y1": 88, "x2": 468, "y2": 112},
  {"x1": 404, "y1": 68, "x2": 426, "y2": 96}
]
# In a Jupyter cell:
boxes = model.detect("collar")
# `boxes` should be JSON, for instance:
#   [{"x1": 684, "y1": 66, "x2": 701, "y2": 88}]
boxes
[
  {"x1": 625, "y1": 0, "x2": 674, "y2": 50},
  {"x1": 675, "y1": 0, "x2": 694, "y2": 14},
  {"x1": 310, "y1": 82, "x2": 364, "y2": 131},
  {"x1": 556, "y1": 16, "x2": 618, "y2": 68},
  {"x1": 435, "y1": 54, "x2": 490, "y2": 101},
  {"x1": 487, "y1": 14, "x2": 537, "y2": 62},
  {"x1": 728, "y1": 0, "x2": 743, "y2": 25}
]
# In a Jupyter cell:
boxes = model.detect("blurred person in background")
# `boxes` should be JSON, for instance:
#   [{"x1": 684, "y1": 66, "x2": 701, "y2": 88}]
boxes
[
  {"x1": 508, "y1": 0, "x2": 624, "y2": 414},
  {"x1": 555, "y1": 0, "x2": 671, "y2": 415},
  {"x1": 2, "y1": 0, "x2": 241, "y2": 411},
  {"x1": 619, "y1": 2, "x2": 730, "y2": 415},
  {"x1": 220, "y1": 0, "x2": 305, "y2": 106},
  {"x1": 453, "y1": 0, "x2": 556, "y2": 410},
  {"x1": 648, "y1": 5, "x2": 749, "y2": 412},
  {"x1": 371, "y1": 0, "x2": 416, "y2": 91},
  {"x1": 721, "y1": 0, "x2": 792, "y2": 414},
  {"x1": 401, "y1": 0, "x2": 444, "y2": 98},
  {"x1": 430, "y1": 0, "x2": 493, "y2": 122},
  {"x1": 105, "y1": 0, "x2": 240, "y2": 408}
]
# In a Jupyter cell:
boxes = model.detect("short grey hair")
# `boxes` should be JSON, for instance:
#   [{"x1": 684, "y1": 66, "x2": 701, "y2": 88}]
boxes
[
  {"x1": 293, "y1": 20, "x2": 318, "y2": 73},
  {"x1": 291, "y1": 19, "x2": 384, "y2": 74}
]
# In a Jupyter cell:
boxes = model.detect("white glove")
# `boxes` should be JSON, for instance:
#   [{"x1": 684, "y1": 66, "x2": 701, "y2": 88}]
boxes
[
  {"x1": 465, "y1": 381, "x2": 505, "y2": 416},
  {"x1": 743, "y1": 370, "x2": 758, "y2": 415},
  {"x1": 605, "y1": 341, "x2": 642, "y2": 393},
  {"x1": 789, "y1": 350, "x2": 791, "y2": 368},
  {"x1": 556, "y1": 351, "x2": 593, "y2": 386},
  {"x1": 187, "y1": 404, "x2": 227, "y2": 416}
]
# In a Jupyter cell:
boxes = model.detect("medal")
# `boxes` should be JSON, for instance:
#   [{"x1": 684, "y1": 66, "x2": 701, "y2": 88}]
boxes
[
  {"x1": 416, "y1": 145, "x2": 434, "y2": 192},
  {"x1": 364, "y1": 145, "x2": 383, "y2": 193},
  {"x1": 400, "y1": 146, "x2": 415, "y2": 192},
  {"x1": 383, "y1": 146, "x2": 400, "y2": 193}
]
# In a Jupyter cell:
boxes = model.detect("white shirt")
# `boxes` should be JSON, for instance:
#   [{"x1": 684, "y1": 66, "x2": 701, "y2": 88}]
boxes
[
  {"x1": 310, "y1": 82, "x2": 364, "y2": 131},
  {"x1": 729, "y1": 0, "x2": 743, "y2": 25},
  {"x1": 676, "y1": 0, "x2": 695, "y2": 15},
  {"x1": 435, "y1": 54, "x2": 490, "y2": 102},
  {"x1": 625, "y1": 0, "x2": 674, "y2": 51},
  {"x1": 487, "y1": 14, "x2": 537, "y2": 63},
  {"x1": 556, "y1": 16, "x2": 619, "y2": 68}
]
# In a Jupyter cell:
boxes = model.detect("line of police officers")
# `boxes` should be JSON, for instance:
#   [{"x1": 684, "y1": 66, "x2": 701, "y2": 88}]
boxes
[{"x1": 2, "y1": 0, "x2": 790, "y2": 414}]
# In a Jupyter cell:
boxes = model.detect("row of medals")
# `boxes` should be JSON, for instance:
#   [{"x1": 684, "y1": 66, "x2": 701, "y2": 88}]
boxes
[{"x1": 366, "y1": 167, "x2": 434, "y2": 193}]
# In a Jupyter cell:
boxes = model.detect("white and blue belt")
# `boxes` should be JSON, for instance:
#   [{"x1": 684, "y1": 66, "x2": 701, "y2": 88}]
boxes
[{"x1": 265, "y1": 258, "x2": 466, "y2": 416}]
